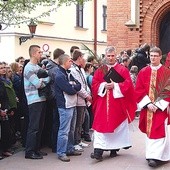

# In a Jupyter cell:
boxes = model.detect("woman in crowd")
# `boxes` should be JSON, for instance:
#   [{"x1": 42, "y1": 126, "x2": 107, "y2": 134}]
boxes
[{"x1": 0, "y1": 62, "x2": 14, "y2": 157}]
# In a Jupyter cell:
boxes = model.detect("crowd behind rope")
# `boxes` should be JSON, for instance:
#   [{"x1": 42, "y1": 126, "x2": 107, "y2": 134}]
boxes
[{"x1": 0, "y1": 44, "x2": 170, "y2": 168}]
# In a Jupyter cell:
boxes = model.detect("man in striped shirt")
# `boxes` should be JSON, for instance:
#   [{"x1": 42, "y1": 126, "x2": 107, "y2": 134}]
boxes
[{"x1": 24, "y1": 45, "x2": 50, "y2": 159}]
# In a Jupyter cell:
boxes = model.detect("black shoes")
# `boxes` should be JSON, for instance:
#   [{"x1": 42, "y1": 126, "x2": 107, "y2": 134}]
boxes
[
  {"x1": 110, "y1": 150, "x2": 118, "y2": 158},
  {"x1": 147, "y1": 159, "x2": 163, "y2": 167},
  {"x1": 66, "y1": 151, "x2": 82, "y2": 156},
  {"x1": 36, "y1": 151, "x2": 48, "y2": 156},
  {"x1": 90, "y1": 152, "x2": 103, "y2": 161},
  {"x1": 25, "y1": 152, "x2": 43, "y2": 159},
  {"x1": 91, "y1": 148, "x2": 103, "y2": 161},
  {"x1": 123, "y1": 146, "x2": 132, "y2": 150}
]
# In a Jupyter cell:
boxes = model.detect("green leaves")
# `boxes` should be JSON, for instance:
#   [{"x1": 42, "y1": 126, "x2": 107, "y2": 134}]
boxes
[{"x1": 0, "y1": 0, "x2": 90, "y2": 27}]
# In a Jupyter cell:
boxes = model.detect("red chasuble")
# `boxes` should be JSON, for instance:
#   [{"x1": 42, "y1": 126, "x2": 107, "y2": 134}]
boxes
[
  {"x1": 135, "y1": 65, "x2": 170, "y2": 139},
  {"x1": 91, "y1": 64, "x2": 136, "y2": 133}
]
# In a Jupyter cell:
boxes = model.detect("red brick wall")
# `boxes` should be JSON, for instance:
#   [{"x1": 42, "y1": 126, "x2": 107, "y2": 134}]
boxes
[{"x1": 107, "y1": 0, "x2": 170, "y2": 53}]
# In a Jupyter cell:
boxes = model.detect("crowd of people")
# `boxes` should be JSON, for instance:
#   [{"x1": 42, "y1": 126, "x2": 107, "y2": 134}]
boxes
[{"x1": 0, "y1": 44, "x2": 170, "y2": 168}]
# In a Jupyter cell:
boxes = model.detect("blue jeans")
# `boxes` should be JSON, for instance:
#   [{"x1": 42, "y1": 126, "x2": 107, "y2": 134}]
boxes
[{"x1": 57, "y1": 107, "x2": 76, "y2": 157}]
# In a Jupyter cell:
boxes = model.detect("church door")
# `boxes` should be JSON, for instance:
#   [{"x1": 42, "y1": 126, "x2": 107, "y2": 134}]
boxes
[{"x1": 159, "y1": 11, "x2": 170, "y2": 55}]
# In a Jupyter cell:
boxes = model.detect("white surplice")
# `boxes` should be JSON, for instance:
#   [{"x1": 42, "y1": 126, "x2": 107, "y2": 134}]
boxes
[
  {"x1": 93, "y1": 119, "x2": 132, "y2": 149},
  {"x1": 146, "y1": 119, "x2": 170, "y2": 161}
]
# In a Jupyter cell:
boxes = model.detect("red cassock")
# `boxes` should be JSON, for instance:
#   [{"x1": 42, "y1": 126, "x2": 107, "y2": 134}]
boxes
[
  {"x1": 135, "y1": 65, "x2": 170, "y2": 139},
  {"x1": 91, "y1": 64, "x2": 137, "y2": 133}
]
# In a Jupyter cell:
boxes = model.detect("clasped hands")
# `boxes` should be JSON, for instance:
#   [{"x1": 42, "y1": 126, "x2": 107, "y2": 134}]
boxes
[
  {"x1": 0, "y1": 109, "x2": 14, "y2": 117},
  {"x1": 105, "y1": 79, "x2": 114, "y2": 90},
  {"x1": 0, "y1": 109, "x2": 7, "y2": 117},
  {"x1": 147, "y1": 103, "x2": 158, "y2": 113},
  {"x1": 86, "y1": 95, "x2": 92, "y2": 103}
]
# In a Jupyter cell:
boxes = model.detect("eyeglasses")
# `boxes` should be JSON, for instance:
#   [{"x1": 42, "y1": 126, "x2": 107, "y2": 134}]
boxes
[
  {"x1": 0, "y1": 67, "x2": 6, "y2": 69},
  {"x1": 150, "y1": 55, "x2": 160, "y2": 58}
]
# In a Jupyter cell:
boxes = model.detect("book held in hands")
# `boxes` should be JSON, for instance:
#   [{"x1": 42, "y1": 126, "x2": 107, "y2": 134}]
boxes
[{"x1": 103, "y1": 67, "x2": 125, "y2": 83}]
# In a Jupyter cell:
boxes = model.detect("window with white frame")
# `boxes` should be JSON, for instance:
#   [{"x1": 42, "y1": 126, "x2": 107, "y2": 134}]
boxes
[
  {"x1": 102, "y1": 5, "x2": 107, "y2": 31},
  {"x1": 76, "y1": 3, "x2": 83, "y2": 27}
]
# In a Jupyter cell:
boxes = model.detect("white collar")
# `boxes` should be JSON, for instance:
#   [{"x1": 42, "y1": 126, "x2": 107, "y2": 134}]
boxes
[
  {"x1": 106, "y1": 63, "x2": 118, "y2": 69},
  {"x1": 150, "y1": 64, "x2": 162, "y2": 70}
]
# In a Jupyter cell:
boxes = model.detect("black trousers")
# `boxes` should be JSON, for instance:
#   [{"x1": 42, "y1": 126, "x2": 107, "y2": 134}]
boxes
[
  {"x1": 0, "y1": 119, "x2": 12, "y2": 152},
  {"x1": 74, "y1": 106, "x2": 86, "y2": 145},
  {"x1": 25, "y1": 101, "x2": 46, "y2": 154}
]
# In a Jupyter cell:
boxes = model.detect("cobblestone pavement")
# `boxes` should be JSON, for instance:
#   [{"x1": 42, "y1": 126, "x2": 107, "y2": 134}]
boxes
[{"x1": 0, "y1": 120, "x2": 170, "y2": 170}]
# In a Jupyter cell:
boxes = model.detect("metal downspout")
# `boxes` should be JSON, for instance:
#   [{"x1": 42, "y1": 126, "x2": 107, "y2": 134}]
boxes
[{"x1": 94, "y1": 0, "x2": 97, "y2": 58}]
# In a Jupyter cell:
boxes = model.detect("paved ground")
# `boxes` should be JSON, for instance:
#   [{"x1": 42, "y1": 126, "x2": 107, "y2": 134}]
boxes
[{"x1": 1, "y1": 120, "x2": 170, "y2": 170}]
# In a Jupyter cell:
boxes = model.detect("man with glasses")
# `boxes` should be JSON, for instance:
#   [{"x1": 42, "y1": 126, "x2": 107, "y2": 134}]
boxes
[{"x1": 135, "y1": 46, "x2": 170, "y2": 167}]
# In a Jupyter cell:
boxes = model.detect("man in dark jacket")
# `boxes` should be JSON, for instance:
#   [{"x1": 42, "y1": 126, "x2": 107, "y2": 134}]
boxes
[
  {"x1": 55, "y1": 54, "x2": 82, "y2": 162},
  {"x1": 130, "y1": 43, "x2": 150, "y2": 71},
  {"x1": 44, "y1": 48, "x2": 65, "y2": 152}
]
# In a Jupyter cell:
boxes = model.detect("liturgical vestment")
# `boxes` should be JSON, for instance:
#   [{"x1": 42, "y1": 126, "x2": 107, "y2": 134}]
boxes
[
  {"x1": 135, "y1": 64, "x2": 170, "y2": 161},
  {"x1": 91, "y1": 63, "x2": 136, "y2": 149}
]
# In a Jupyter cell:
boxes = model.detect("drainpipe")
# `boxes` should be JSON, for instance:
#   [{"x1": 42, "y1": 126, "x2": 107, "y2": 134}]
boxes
[{"x1": 94, "y1": 0, "x2": 97, "y2": 58}]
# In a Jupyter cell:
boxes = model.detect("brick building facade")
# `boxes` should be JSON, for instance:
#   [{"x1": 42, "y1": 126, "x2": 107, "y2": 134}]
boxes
[{"x1": 107, "y1": 0, "x2": 170, "y2": 55}]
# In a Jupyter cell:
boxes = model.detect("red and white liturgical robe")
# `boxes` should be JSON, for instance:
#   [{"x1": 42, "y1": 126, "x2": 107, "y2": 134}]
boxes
[
  {"x1": 135, "y1": 64, "x2": 170, "y2": 161},
  {"x1": 91, "y1": 63, "x2": 136, "y2": 149}
]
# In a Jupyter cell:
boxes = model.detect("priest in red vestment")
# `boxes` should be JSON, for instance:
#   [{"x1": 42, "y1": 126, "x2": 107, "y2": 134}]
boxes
[
  {"x1": 90, "y1": 46, "x2": 137, "y2": 161},
  {"x1": 135, "y1": 46, "x2": 170, "y2": 167}
]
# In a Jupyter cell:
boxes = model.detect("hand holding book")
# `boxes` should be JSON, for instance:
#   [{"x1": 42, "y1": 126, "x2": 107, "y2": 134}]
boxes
[
  {"x1": 104, "y1": 78, "x2": 114, "y2": 90},
  {"x1": 103, "y1": 67, "x2": 125, "y2": 83}
]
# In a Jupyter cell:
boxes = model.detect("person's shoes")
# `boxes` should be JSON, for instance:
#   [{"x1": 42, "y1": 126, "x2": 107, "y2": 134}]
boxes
[
  {"x1": 0, "y1": 155, "x2": 3, "y2": 160},
  {"x1": 2, "y1": 151, "x2": 13, "y2": 157},
  {"x1": 110, "y1": 150, "x2": 118, "y2": 158},
  {"x1": 36, "y1": 151, "x2": 48, "y2": 156},
  {"x1": 123, "y1": 146, "x2": 132, "y2": 150},
  {"x1": 82, "y1": 134, "x2": 91, "y2": 142},
  {"x1": 148, "y1": 159, "x2": 159, "y2": 167},
  {"x1": 90, "y1": 152, "x2": 103, "y2": 161},
  {"x1": 74, "y1": 145, "x2": 84, "y2": 152},
  {"x1": 79, "y1": 141, "x2": 89, "y2": 148},
  {"x1": 25, "y1": 153, "x2": 43, "y2": 159},
  {"x1": 58, "y1": 155, "x2": 70, "y2": 162},
  {"x1": 67, "y1": 151, "x2": 82, "y2": 156}
]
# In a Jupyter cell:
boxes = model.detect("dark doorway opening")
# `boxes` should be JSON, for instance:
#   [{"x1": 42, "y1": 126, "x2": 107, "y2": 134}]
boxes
[{"x1": 159, "y1": 12, "x2": 170, "y2": 55}]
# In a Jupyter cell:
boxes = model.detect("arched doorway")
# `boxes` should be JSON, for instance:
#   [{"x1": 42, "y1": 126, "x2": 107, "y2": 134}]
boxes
[{"x1": 159, "y1": 11, "x2": 170, "y2": 55}]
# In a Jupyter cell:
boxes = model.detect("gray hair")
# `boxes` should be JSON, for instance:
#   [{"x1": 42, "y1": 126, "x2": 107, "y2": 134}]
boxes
[
  {"x1": 58, "y1": 54, "x2": 70, "y2": 66},
  {"x1": 105, "y1": 46, "x2": 116, "y2": 54}
]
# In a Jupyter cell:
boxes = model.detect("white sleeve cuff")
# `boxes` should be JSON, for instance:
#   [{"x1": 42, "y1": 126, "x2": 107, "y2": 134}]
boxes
[
  {"x1": 154, "y1": 99, "x2": 169, "y2": 111},
  {"x1": 113, "y1": 83, "x2": 124, "y2": 98},
  {"x1": 98, "y1": 82, "x2": 107, "y2": 97},
  {"x1": 138, "y1": 95, "x2": 151, "y2": 109}
]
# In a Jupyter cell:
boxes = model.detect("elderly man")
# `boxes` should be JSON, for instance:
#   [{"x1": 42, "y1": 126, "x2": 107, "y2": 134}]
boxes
[{"x1": 91, "y1": 46, "x2": 136, "y2": 161}]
